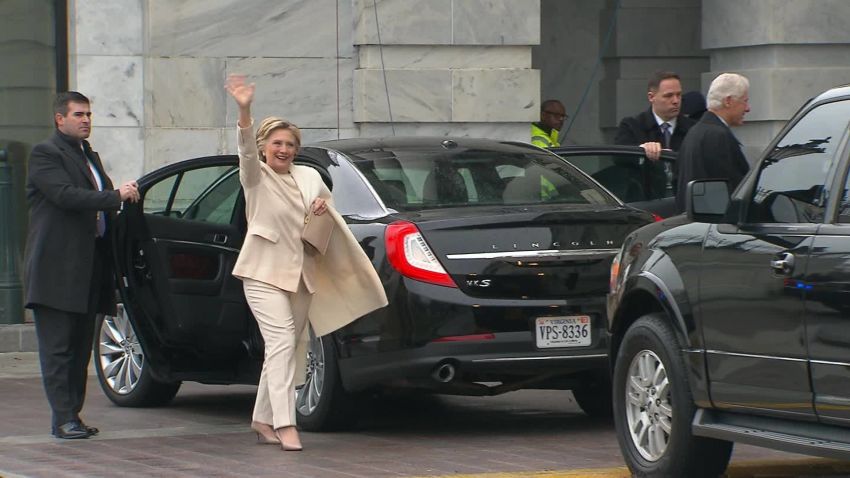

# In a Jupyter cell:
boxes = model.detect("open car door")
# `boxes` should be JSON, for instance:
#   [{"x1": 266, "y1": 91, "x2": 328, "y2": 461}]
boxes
[
  {"x1": 550, "y1": 146, "x2": 677, "y2": 218},
  {"x1": 111, "y1": 155, "x2": 257, "y2": 383}
]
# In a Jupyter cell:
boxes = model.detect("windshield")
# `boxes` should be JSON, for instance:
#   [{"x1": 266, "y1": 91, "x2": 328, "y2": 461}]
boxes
[{"x1": 347, "y1": 149, "x2": 618, "y2": 211}]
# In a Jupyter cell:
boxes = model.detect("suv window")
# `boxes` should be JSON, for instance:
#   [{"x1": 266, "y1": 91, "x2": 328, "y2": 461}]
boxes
[
  {"x1": 143, "y1": 165, "x2": 240, "y2": 225},
  {"x1": 746, "y1": 100, "x2": 850, "y2": 224},
  {"x1": 562, "y1": 153, "x2": 673, "y2": 203}
]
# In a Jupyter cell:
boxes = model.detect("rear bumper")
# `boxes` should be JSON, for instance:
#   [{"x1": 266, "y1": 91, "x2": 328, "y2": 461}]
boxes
[
  {"x1": 337, "y1": 277, "x2": 611, "y2": 392},
  {"x1": 339, "y1": 330, "x2": 610, "y2": 392}
]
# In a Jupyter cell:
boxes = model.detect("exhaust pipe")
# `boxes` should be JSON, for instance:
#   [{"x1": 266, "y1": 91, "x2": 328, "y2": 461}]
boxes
[{"x1": 432, "y1": 362, "x2": 456, "y2": 383}]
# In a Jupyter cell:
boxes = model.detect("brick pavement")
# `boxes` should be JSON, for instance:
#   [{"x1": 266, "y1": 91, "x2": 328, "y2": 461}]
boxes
[{"x1": 1, "y1": 351, "x2": 849, "y2": 478}]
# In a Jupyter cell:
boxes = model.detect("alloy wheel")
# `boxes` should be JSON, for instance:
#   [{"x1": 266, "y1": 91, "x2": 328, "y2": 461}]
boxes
[
  {"x1": 296, "y1": 327, "x2": 326, "y2": 416},
  {"x1": 625, "y1": 349, "x2": 672, "y2": 461},
  {"x1": 97, "y1": 304, "x2": 144, "y2": 395}
]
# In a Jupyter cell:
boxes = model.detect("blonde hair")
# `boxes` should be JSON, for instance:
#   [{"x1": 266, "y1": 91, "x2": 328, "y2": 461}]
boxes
[{"x1": 255, "y1": 116, "x2": 302, "y2": 159}]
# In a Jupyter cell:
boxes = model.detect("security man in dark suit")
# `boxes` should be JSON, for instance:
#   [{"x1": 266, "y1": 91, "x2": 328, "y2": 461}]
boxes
[
  {"x1": 614, "y1": 71, "x2": 696, "y2": 200},
  {"x1": 24, "y1": 91, "x2": 140, "y2": 439},
  {"x1": 615, "y1": 71, "x2": 696, "y2": 160},
  {"x1": 675, "y1": 73, "x2": 751, "y2": 213}
]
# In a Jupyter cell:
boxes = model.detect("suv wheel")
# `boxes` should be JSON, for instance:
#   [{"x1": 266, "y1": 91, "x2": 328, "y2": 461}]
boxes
[
  {"x1": 94, "y1": 304, "x2": 181, "y2": 407},
  {"x1": 295, "y1": 328, "x2": 355, "y2": 431},
  {"x1": 613, "y1": 313, "x2": 732, "y2": 478}
]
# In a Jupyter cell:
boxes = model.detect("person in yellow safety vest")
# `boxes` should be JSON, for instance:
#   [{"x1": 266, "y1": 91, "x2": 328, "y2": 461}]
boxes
[{"x1": 531, "y1": 99, "x2": 567, "y2": 148}]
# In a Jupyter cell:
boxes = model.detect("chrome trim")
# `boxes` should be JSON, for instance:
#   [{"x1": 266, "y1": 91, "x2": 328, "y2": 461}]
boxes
[
  {"x1": 811, "y1": 359, "x2": 850, "y2": 367},
  {"x1": 472, "y1": 353, "x2": 607, "y2": 363},
  {"x1": 446, "y1": 248, "x2": 619, "y2": 260},
  {"x1": 705, "y1": 350, "x2": 806, "y2": 363},
  {"x1": 153, "y1": 238, "x2": 239, "y2": 254}
]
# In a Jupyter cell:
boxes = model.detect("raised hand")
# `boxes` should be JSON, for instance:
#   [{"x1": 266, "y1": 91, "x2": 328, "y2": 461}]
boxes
[{"x1": 226, "y1": 74, "x2": 255, "y2": 109}]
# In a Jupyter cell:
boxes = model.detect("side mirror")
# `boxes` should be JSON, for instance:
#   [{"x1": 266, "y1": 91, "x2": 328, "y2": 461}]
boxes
[{"x1": 686, "y1": 179, "x2": 730, "y2": 223}]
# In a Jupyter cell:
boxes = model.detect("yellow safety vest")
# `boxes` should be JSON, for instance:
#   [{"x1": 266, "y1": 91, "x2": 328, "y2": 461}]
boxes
[{"x1": 531, "y1": 123, "x2": 560, "y2": 148}]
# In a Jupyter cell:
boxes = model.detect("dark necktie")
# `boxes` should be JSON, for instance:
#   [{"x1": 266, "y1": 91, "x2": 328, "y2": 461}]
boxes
[
  {"x1": 661, "y1": 122, "x2": 672, "y2": 149},
  {"x1": 81, "y1": 147, "x2": 107, "y2": 237}
]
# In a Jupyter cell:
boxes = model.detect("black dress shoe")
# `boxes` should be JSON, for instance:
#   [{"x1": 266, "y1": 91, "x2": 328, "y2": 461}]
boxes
[
  {"x1": 80, "y1": 422, "x2": 99, "y2": 435},
  {"x1": 54, "y1": 421, "x2": 92, "y2": 439}
]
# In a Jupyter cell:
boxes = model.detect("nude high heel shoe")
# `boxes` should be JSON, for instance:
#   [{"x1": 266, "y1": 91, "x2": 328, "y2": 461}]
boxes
[
  {"x1": 251, "y1": 421, "x2": 280, "y2": 445},
  {"x1": 275, "y1": 426, "x2": 303, "y2": 451}
]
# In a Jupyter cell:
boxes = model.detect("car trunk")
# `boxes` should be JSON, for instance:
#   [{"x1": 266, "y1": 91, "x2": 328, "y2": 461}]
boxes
[{"x1": 403, "y1": 205, "x2": 650, "y2": 299}]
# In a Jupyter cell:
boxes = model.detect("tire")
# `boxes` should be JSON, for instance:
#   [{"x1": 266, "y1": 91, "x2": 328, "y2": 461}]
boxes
[
  {"x1": 295, "y1": 327, "x2": 356, "y2": 431},
  {"x1": 572, "y1": 371, "x2": 613, "y2": 419},
  {"x1": 93, "y1": 304, "x2": 181, "y2": 407},
  {"x1": 612, "y1": 313, "x2": 732, "y2": 478}
]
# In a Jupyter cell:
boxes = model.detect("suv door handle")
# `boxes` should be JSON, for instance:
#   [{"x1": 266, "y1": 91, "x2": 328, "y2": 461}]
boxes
[
  {"x1": 213, "y1": 233, "x2": 228, "y2": 244},
  {"x1": 770, "y1": 252, "x2": 795, "y2": 275}
]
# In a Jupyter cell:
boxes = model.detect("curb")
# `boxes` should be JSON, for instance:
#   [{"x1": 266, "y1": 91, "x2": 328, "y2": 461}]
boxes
[{"x1": 0, "y1": 323, "x2": 37, "y2": 353}]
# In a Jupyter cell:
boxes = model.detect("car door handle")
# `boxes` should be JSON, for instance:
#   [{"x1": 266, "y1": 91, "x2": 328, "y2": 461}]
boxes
[
  {"x1": 213, "y1": 233, "x2": 228, "y2": 244},
  {"x1": 770, "y1": 252, "x2": 795, "y2": 275}
]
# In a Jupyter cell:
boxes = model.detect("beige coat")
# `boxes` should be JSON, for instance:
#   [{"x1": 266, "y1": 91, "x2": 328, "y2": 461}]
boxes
[{"x1": 231, "y1": 123, "x2": 388, "y2": 383}]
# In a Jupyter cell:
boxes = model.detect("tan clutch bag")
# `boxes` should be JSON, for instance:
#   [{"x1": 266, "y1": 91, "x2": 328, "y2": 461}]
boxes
[{"x1": 302, "y1": 210, "x2": 335, "y2": 255}]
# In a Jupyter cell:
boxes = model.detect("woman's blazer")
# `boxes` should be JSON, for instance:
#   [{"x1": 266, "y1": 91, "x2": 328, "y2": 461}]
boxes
[{"x1": 231, "y1": 123, "x2": 387, "y2": 372}]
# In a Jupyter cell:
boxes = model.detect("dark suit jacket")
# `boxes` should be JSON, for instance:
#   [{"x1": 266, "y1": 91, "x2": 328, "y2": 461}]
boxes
[
  {"x1": 614, "y1": 108, "x2": 696, "y2": 151},
  {"x1": 24, "y1": 131, "x2": 122, "y2": 314},
  {"x1": 674, "y1": 111, "x2": 750, "y2": 213}
]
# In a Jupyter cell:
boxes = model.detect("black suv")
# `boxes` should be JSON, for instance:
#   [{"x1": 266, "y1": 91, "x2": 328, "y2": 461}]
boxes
[{"x1": 607, "y1": 84, "x2": 850, "y2": 477}]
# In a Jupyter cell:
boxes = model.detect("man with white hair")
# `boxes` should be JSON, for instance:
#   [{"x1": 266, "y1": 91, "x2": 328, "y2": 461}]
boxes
[{"x1": 674, "y1": 73, "x2": 751, "y2": 213}]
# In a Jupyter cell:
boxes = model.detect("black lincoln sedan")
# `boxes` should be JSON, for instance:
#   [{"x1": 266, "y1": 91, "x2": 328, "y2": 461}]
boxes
[{"x1": 95, "y1": 137, "x2": 652, "y2": 430}]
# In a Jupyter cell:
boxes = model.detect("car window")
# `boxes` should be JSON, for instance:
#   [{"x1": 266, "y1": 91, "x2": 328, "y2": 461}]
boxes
[
  {"x1": 143, "y1": 165, "x2": 240, "y2": 225},
  {"x1": 746, "y1": 100, "x2": 850, "y2": 224},
  {"x1": 561, "y1": 153, "x2": 673, "y2": 203},
  {"x1": 346, "y1": 149, "x2": 617, "y2": 210}
]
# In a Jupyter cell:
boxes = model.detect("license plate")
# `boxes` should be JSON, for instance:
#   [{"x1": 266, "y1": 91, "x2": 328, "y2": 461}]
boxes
[{"x1": 535, "y1": 315, "x2": 592, "y2": 348}]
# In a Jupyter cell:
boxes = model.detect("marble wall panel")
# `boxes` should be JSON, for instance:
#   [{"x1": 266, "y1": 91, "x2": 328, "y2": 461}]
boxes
[
  {"x1": 75, "y1": 0, "x2": 142, "y2": 55},
  {"x1": 353, "y1": 0, "x2": 452, "y2": 45},
  {"x1": 453, "y1": 0, "x2": 540, "y2": 45},
  {"x1": 75, "y1": 56, "x2": 144, "y2": 128},
  {"x1": 452, "y1": 69, "x2": 539, "y2": 122},
  {"x1": 337, "y1": 0, "x2": 355, "y2": 58},
  {"x1": 354, "y1": 70, "x2": 452, "y2": 122},
  {"x1": 703, "y1": 0, "x2": 850, "y2": 49},
  {"x1": 224, "y1": 58, "x2": 341, "y2": 129},
  {"x1": 144, "y1": 128, "x2": 225, "y2": 172},
  {"x1": 149, "y1": 58, "x2": 227, "y2": 128},
  {"x1": 357, "y1": 122, "x2": 529, "y2": 142},
  {"x1": 711, "y1": 45, "x2": 850, "y2": 70},
  {"x1": 149, "y1": 0, "x2": 337, "y2": 57},
  {"x1": 88, "y1": 127, "x2": 145, "y2": 184},
  {"x1": 358, "y1": 46, "x2": 531, "y2": 69}
]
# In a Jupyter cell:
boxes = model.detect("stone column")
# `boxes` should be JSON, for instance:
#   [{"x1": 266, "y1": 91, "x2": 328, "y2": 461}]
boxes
[
  {"x1": 702, "y1": 0, "x2": 850, "y2": 161},
  {"x1": 599, "y1": 0, "x2": 708, "y2": 141},
  {"x1": 352, "y1": 0, "x2": 540, "y2": 142}
]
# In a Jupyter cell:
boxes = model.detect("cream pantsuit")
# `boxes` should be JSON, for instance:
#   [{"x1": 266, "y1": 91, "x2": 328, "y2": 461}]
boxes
[
  {"x1": 243, "y1": 277, "x2": 311, "y2": 428},
  {"x1": 232, "y1": 120, "x2": 388, "y2": 432}
]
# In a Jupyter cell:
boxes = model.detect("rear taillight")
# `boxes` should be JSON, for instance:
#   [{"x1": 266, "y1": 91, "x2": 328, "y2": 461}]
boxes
[
  {"x1": 385, "y1": 221, "x2": 457, "y2": 288},
  {"x1": 651, "y1": 213, "x2": 664, "y2": 222},
  {"x1": 609, "y1": 252, "x2": 621, "y2": 293}
]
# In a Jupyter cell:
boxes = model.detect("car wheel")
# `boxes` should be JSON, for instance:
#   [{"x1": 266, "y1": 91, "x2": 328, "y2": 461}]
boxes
[
  {"x1": 572, "y1": 371, "x2": 613, "y2": 419},
  {"x1": 94, "y1": 304, "x2": 180, "y2": 407},
  {"x1": 295, "y1": 327, "x2": 355, "y2": 431},
  {"x1": 613, "y1": 313, "x2": 732, "y2": 478}
]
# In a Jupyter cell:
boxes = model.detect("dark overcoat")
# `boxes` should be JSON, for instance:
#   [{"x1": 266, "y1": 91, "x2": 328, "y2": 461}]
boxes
[
  {"x1": 674, "y1": 111, "x2": 750, "y2": 212},
  {"x1": 24, "y1": 131, "x2": 122, "y2": 314},
  {"x1": 614, "y1": 108, "x2": 696, "y2": 151}
]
